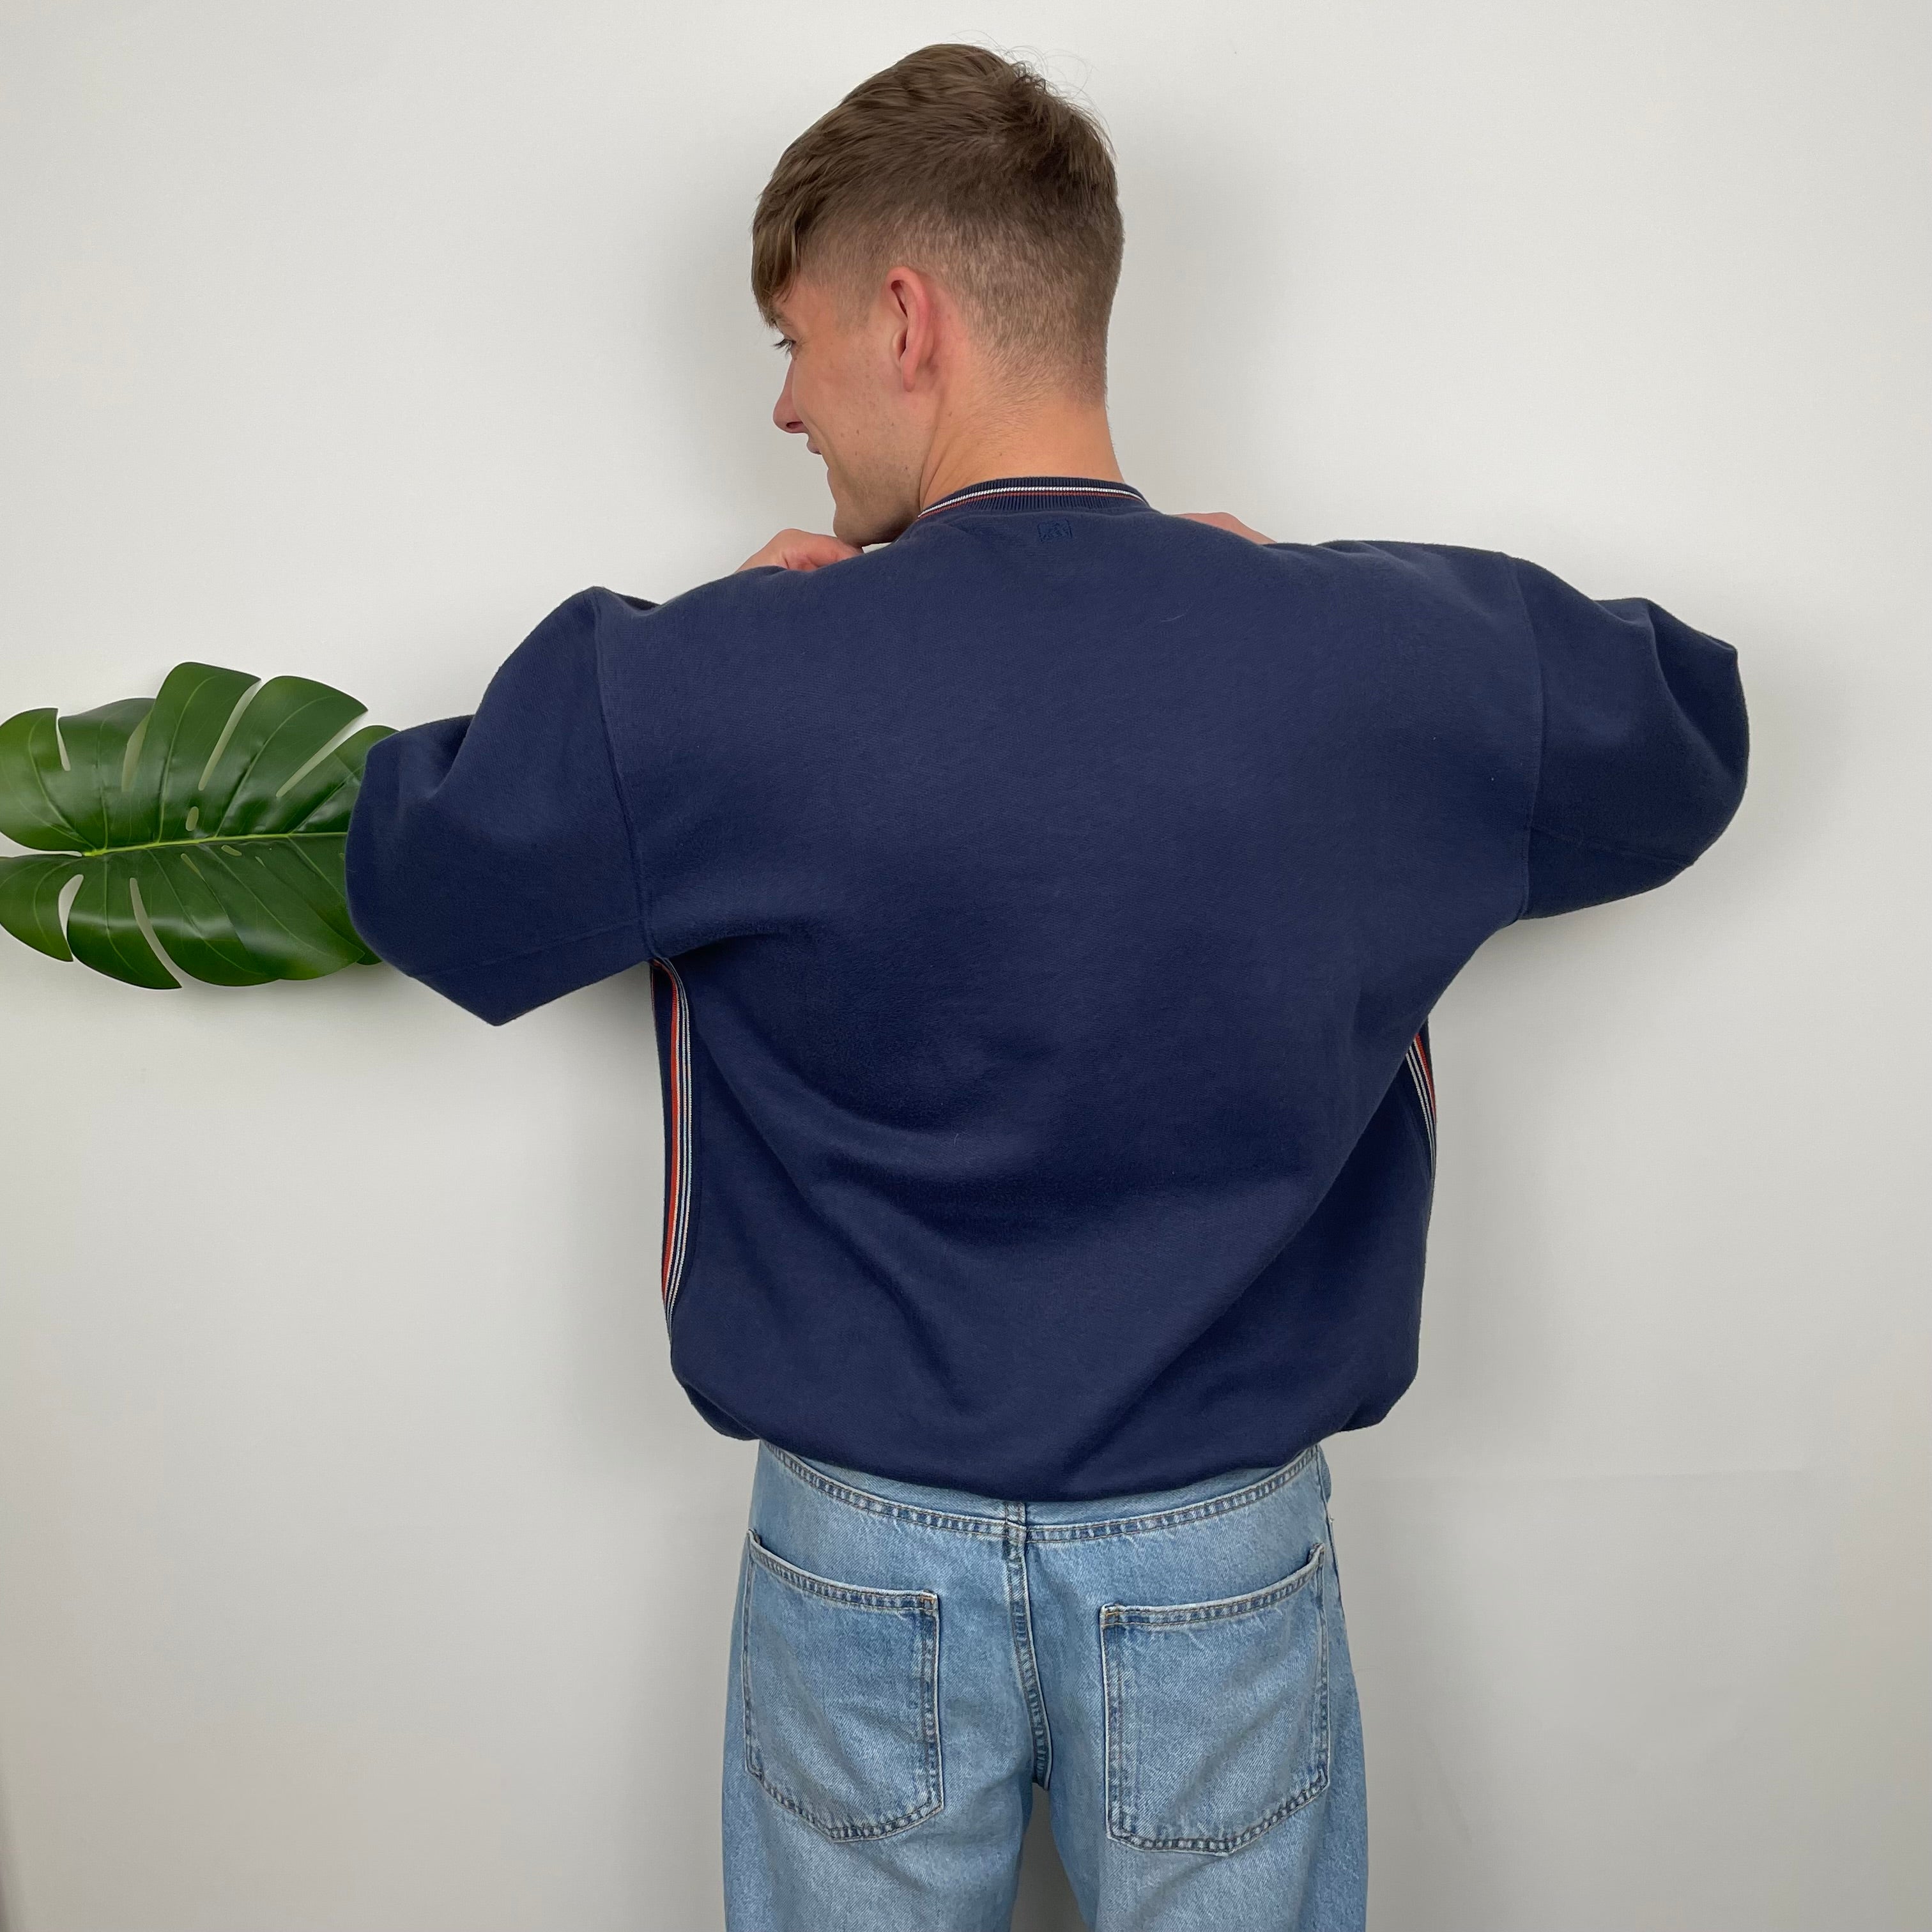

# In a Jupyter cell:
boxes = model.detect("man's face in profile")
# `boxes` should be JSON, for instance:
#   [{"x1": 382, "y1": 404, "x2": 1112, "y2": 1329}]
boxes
[{"x1": 769, "y1": 274, "x2": 923, "y2": 549}]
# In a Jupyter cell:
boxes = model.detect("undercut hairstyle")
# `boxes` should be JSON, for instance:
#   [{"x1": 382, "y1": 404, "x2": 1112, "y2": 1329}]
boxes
[{"x1": 751, "y1": 44, "x2": 1124, "y2": 399}]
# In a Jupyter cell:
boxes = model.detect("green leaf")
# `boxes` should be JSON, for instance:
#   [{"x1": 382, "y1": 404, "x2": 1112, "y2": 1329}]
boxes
[
  {"x1": 0, "y1": 854, "x2": 82, "y2": 960},
  {"x1": 0, "y1": 663, "x2": 394, "y2": 991}
]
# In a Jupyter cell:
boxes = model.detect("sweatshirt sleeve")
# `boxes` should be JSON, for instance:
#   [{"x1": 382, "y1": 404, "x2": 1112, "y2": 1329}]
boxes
[
  {"x1": 344, "y1": 588, "x2": 655, "y2": 1024},
  {"x1": 1508, "y1": 555, "x2": 1749, "y2": 919}
]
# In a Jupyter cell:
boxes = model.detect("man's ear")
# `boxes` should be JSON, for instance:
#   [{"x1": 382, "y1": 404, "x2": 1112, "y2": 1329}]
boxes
[{"x1": 884, "y1": 265, "x2": 938, "y2": 393}]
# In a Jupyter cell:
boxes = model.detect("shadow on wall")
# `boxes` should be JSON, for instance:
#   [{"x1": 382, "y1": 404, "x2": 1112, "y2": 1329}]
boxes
[
  {"x1": 1014, "y1": 1787, "x2": 1085, "y2": 1931},
  {"x1": 556, "y1": 965, "x2": 690, "y2": 1470},
  {"x1": 0, "y1": 1762, "x2": 15, "y2": 1932}
]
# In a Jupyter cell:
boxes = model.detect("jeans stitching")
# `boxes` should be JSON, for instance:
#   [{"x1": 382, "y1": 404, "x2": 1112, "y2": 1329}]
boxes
[
  {"x1": 739, "y1": 1535, "x2": 946, "y2": 1842},
  {"x1": 1101, "y1": 1545, "x2": 1333, "y2": 1854},
  {"x1": 764, "y1": 1441, "x2": 1321, "y2": 1542},
  {"x1": 1003, "y1": 1511, "x2": 1054, "y2": 1786},
  {"x1": 765, "y1": 1448, "x2": 1006, "y2": 1535},
  {"x1": 747, "y1": 1530, "x2": 940, "y2": 1612},
  {"x1": 1098, "y1": 1540, "x2": 1327, "y2": 1629},
  {"x1": 1103, "y1": 1606, "x2": 1128, "y2": 1842}
]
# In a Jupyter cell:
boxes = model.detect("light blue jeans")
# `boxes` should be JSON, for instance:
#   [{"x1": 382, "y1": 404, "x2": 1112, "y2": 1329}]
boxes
[{"x1": 721, "y1": 1439, "x2": 1367, "y2": 1931}]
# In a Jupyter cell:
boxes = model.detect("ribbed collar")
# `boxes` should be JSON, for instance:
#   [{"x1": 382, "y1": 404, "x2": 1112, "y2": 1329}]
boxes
[{"x1": 908, "y1": 475, "x2": 1151, "y2": 526}]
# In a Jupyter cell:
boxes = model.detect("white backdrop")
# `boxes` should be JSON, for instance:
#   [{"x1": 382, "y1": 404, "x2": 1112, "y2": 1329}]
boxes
[{"x1": 1, "y1": 3, "x2": 1926, "y2": 1928}]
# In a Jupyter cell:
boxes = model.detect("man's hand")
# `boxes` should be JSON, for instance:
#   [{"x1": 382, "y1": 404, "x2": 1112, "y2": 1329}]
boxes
[
  {"x1": 1177, "y1": 511, "x2": 1275, "y2": 544},
  {"x1": 737, "y1": 529, "x2": 863, "y2": 572}
]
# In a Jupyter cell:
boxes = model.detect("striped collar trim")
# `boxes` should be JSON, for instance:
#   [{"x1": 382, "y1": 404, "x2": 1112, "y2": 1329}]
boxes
[{"x1": 912, "y1": 475, "x2": 1149, "y2": 524}]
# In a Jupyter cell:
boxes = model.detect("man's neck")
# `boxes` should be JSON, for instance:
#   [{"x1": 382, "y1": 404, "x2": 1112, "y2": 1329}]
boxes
[{"x1": 917, "y1": 394, "x2": 1124, "y2": 510}]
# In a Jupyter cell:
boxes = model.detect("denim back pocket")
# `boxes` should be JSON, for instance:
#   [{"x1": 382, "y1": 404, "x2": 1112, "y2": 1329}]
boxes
[
  {"x1": 740, "y1": 1531, "x2": 944, "y2": 1842},
  {"x1": 1101, "y1": 1540, "x2": 1330, "y2": 1854}
]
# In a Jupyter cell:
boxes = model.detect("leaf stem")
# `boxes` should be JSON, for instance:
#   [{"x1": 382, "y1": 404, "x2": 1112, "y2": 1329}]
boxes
[{"x1": 70, "y1": 832, "x2": 348, "y2": 859}]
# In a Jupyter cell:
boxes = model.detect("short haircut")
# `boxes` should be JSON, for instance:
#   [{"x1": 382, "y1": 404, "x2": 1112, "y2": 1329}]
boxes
[{"x1": 751, "y1": 43, "x2": 1124, "y2": 398}]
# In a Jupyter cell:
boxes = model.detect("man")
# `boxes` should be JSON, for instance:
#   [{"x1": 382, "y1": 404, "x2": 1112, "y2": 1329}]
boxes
[{"x1": 344, "y1": 42, "x2": 1748, "y2": 1932}]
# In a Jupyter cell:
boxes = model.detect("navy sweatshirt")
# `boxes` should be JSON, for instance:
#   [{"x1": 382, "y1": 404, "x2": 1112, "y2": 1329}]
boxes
[{"x1": 344, "y1": 475, "x2": 1749, "y2": 1499}]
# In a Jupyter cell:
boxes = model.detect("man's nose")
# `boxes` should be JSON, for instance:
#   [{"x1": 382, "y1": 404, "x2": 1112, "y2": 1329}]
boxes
[{"x1": 772, "y1": 370, "x2": 805, "y2": 436}]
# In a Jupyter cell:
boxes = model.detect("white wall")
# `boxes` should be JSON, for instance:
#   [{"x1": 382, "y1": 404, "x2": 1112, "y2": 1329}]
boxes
[{"x1": 1, "y1": 3, "x2": 1924, "y2": 1928}]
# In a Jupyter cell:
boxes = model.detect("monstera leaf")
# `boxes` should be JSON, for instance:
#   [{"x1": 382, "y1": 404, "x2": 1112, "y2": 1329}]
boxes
[{"x1": 0, "y1": 663, "x2": 394, "y2": 989}]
